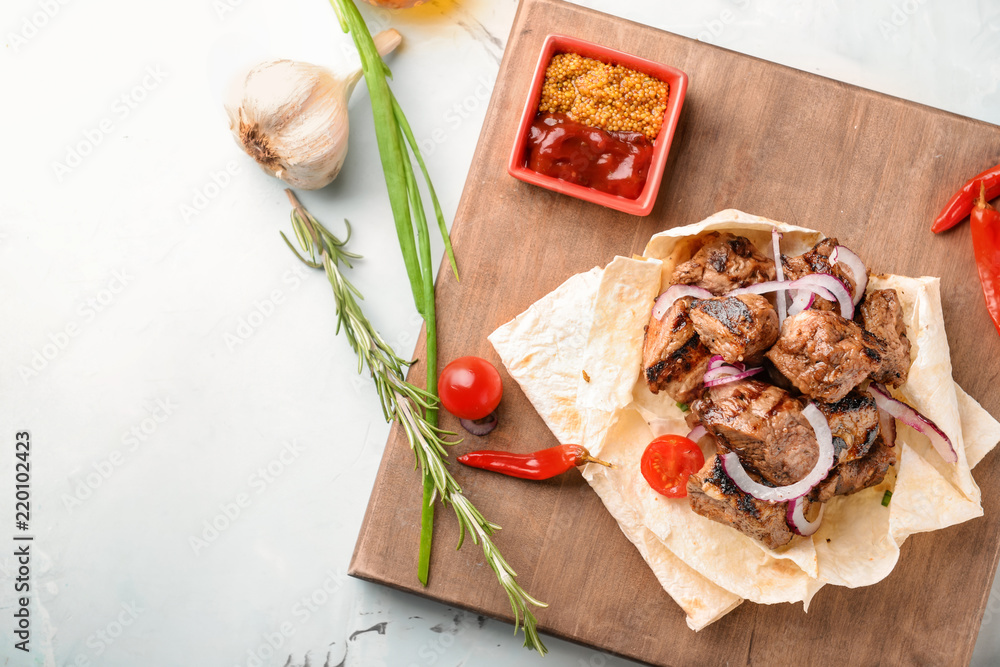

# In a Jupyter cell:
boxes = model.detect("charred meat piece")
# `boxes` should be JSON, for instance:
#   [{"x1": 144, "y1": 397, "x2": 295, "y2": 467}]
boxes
[
  {"x1": 642, "y1": 297, "x2": 713, "y2": 403},
  {"x1": 672, "y1": 232, "x2": 776, "y2": 295},
  {"x1": 809, "y1": 434, "x2": 895, "y2": 503},
  {"x1": 858, "y1": 289, "x2": 911, "y2": 388},
  {"x1": 766, "y1": 310, "x2": 885, "y2": 403},
  {"x1": 814, "y1": 389, "x2": 879, "y2": 464},
  {"x1": 689, "y1": 294, "x2": 779, "y2": 366},
  {"x1": 691, "y1": 379, "x2": 818, "y2": 486},
  {"x1": 688, "y1": 455, "x2": 795, "y2": 549},
  {"x1": 782, "y1": 238, "x2": 859, "y2": 310}
]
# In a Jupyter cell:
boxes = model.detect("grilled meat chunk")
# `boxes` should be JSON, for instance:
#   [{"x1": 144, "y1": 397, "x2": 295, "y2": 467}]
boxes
[
  {"x1": 766, "y1": 310, "x2": 884, "y2": 402},
  {"x1": 858, "y1": 289, "x2": 911, "y2": 388},
  {"x1": 691, "y1": 379, "x2": 818, "y2": 486},
  {"x1": 809, "y1": 433, "x2": 895, "y2": 503},
  {"x1": 642, "y1": 297, "x2": 713, "y2": 402},
  {"x1": 672, "y1": 232, "x2": 776, "y2": 295},
  {"x1": 815, "y1": 389, "x2": 879, "y2": 464},
  {"x1": 688, "y1": 455, "x2": 795, "y2": 549},
  {"x1": 781, "y1": 238, "x2": 859, "y2": 309},
  {"x1": 689, "y1": 294, "x2": 779, "y2": 365}
]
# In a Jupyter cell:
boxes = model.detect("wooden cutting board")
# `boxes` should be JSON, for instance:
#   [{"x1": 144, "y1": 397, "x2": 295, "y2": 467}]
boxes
[{"x1": 350, "y1": 1, "x2": 1000, "y2": 664}]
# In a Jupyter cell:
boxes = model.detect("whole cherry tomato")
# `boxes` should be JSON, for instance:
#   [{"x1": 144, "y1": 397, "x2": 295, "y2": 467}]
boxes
[
  {"x1": 439, "y1": 356, "x2": 503, "y2": 420},
  {"x1": 640, "y1": 434, "x2": 705, "y2": 498}
]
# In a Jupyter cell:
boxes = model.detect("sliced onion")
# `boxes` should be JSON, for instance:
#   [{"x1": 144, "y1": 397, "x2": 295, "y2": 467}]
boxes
[
  {"x1": 704, "y1": 366, "x2": 764, "y2": 387},
  {"x1": 651, "y1": 284, "x2": 713, "y2": 321},
  {"x1": 787, "y1": 290, "x2": 815, "y2": 317},
  {"x1": 703, "y1": 365, "x2": 741, "y2": 383},
  {"x1": 728, "y1": 275, "x2": 852, "y2": 319},
  {"x1": 772, "y1": 229, "x2": 788, "y2": 324},
  {"x1": 787, "y1": 274, "x2": 854, "y2": 319},
  {"x1": 708, "y1": 355, "x2": 744, "y2": 372},
  {"x1": 830, "y1": 245, "x2": 868, "y2": 306},
  {"x1": 786, "y1": 496, "x2": 825, "y2": 536},
  {"x1": 719, "y1": 403, "x2": 835, "y2": 502},
  {"x1": 687, "y1": 424, "x2": 707, "y2": 441},
  {"x1": 460, "y1": 412, "x2": 497, "y2": 436},
  {"x1": 866, "y1": 384, "x2": 956, "y2": 463}
]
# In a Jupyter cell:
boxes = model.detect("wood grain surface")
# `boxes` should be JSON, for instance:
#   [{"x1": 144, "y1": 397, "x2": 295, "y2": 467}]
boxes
[{"x1": 350, "y1": 1, "x2": 1000, "y2": 664}]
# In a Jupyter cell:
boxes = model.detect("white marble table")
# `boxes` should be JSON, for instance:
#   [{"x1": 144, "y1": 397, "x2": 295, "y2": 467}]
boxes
[{"x1": 2, "y1": 0, "x2": 999, "y2": 665}]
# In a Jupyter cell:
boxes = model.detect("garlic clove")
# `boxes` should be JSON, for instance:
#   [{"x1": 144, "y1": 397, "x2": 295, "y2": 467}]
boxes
[{"x1": 226, "y1": 29, "x2": 402, "y2": 190}]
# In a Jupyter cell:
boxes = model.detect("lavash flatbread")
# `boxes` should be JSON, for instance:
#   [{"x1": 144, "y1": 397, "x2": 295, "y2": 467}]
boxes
[{"x1": 488, "y1": 209, "x2": 1000, "y2": 629}]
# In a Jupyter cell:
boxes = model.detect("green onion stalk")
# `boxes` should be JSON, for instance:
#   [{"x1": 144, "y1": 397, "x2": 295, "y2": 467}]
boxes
[
  {"x1": 328, "y1": 0, "x2": 457, "y2": 587},
  {"x1": 281, "y1": 192, "x2": 547, "y2": 653},
  {"x1": 325, "y1": 0, "x2": 547, "y2": 653}
]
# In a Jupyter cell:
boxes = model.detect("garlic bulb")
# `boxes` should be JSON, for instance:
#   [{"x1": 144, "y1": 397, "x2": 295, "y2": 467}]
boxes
[{"x1": 226, "y1": 29, "x2": 402, "y2": 190}]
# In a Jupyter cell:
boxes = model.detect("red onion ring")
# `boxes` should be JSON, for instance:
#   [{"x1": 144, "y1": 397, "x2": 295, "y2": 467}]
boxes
[
  {"x1": 830, "y1": 245, "x2": 868, "y2": 306},
  {"x1": 866, "y1": 384, "x2": 956, "y2": 463},
  {"x1": 772, "y1": 229, "x2": 788, "y2": 324},
  {"x1": 687, "y1": 424, "x2": 707, "y2": 441},
  {"x1": 787, "y1": 290, "x2": 815, "y2": 317},
  {"x1": 704, "y1": 366, "x2": 764, "y2": 387},
  {"x1": 651, "y1": 284, "x2": 713, "y2": 321},
  {"x1": 786, "y1": 496, "x2": 825, "y2": 536},
  {"x1": 786, "y1": 274, "x2": 854, "y2": 319},
  {"x1": 708, "y1": 355, "x2": 744, "y2": 372},
  {"x1": 459, "y1": 412, "x2": 498, "y2": 436},
  {"x1": 719, "y1": 403, "x2": 835, "y2": 502},
  {"x1": 703, "y1": 366, "x2": 741, "y2": 382},
  {"x1": 727, "y1": 275, "x2": 852, "y2": 319}
]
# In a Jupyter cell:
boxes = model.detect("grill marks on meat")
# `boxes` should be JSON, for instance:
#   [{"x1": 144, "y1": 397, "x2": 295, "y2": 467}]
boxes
[
  {"x1": 690, "y1": 294, "x2": 779, "y2": 365},
  {"x1": 642, "y1": 297, "x2": 712, "y2": 402},
  {"x1": 766, "y1": 310, "x2": 884, "y2": 402},
  {"x1": 814, "y1": 390, "x2": 879, "y2": 464},
  {"x1": 782, "y1": 238, "x2": 858, "y2": 309},
  {"x1": 809, "y1": 434, "x2": 895, "y2": 503},
  {"x1": 858, "y1": 289, "x2": 911, "y2": 387},
  {"x1": 691, "y1": 380, "x2": 818, "y2": 486},
  {"x1": 687, "y1": 455, "x2": 794, "y2": 549},
  {"x1": 672, "y1": 232, "x2": 776, "y2": 295}
]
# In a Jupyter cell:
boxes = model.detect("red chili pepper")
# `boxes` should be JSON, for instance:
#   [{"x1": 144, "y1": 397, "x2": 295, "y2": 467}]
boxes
[
  {"x1": 971, "y1": 182, "x2": 1000, "y2": 336},
  {"x1": 457, "y1": 444, "x2": 613, "y2": 480},
  {"x1": 932, "y1": 163, "x2": 1000, "y2": 233}
]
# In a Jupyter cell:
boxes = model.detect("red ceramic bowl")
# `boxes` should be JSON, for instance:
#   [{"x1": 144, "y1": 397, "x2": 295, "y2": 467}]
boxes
[{"x1": 507, "y1": 34, "x2": 688, "y2": 217}]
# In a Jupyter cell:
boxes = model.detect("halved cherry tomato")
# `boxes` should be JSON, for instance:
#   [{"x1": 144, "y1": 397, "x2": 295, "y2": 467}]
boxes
[
  {"x1": 438, "y1": 356, "x2": 503, "y2": 420},
  {"x1": 640, "y1": 434, "x2": 705, "y2": 498}
]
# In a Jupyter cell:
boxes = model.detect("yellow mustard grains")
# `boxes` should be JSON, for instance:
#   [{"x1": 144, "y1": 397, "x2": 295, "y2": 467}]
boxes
[{"x1": 538, "y1": 52, "x2": 669, "y2": 141}]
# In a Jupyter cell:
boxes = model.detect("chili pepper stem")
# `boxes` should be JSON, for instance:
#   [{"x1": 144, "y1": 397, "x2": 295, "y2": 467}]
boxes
[{"x1": 579, "y1": 454, "x2": 614, "y2": 468}]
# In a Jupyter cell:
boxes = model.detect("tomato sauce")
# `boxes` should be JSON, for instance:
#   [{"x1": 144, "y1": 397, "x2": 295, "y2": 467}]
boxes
[{"x1": 525, "y1": 113, "x2": 654, "y2": 200}]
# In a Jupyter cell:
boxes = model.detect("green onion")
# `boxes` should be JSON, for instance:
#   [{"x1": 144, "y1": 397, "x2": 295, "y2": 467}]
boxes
[
  {"x1": 328, "y1": 0, "x2": 458, "y2": 586},
  {"x1": 324, "y1": 1, "x2": 546, "y2": 653},
  {"x1": 676, "y1": 401, "x2": 690, "y2": 412},
  {"x1": 881, "y1": 490, "x2": 893, "y2": 507}
]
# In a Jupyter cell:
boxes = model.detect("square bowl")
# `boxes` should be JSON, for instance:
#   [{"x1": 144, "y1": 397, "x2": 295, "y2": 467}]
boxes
[{"x1": 507, "y1": 34, "x2": 688, "y2": 217}]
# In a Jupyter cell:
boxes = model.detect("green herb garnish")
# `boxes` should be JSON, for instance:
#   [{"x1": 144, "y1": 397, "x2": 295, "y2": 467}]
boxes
[
  {"x1": 282, "y1": 193, "x2": 548, "y2": 655},
  {"x1": 881, "y1": 490, "x2": 893, "y2": 507},
  {"x1": 676, "y1": 402, "x2": 690, "y2": 412}
]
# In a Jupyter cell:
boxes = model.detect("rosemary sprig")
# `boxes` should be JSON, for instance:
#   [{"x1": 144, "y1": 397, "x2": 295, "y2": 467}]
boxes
[
  {"x1": 329, "y1": 0, "x2": 458, "y2": 588},
  {"x1": 282, "y1": 192, "x2": 548, "y2": 654}
]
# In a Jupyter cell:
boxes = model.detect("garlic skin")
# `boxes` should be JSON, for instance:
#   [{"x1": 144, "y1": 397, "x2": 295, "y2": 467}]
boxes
[{"x1": 226, "y1": 29, "x2": 402, "y2": 190}]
